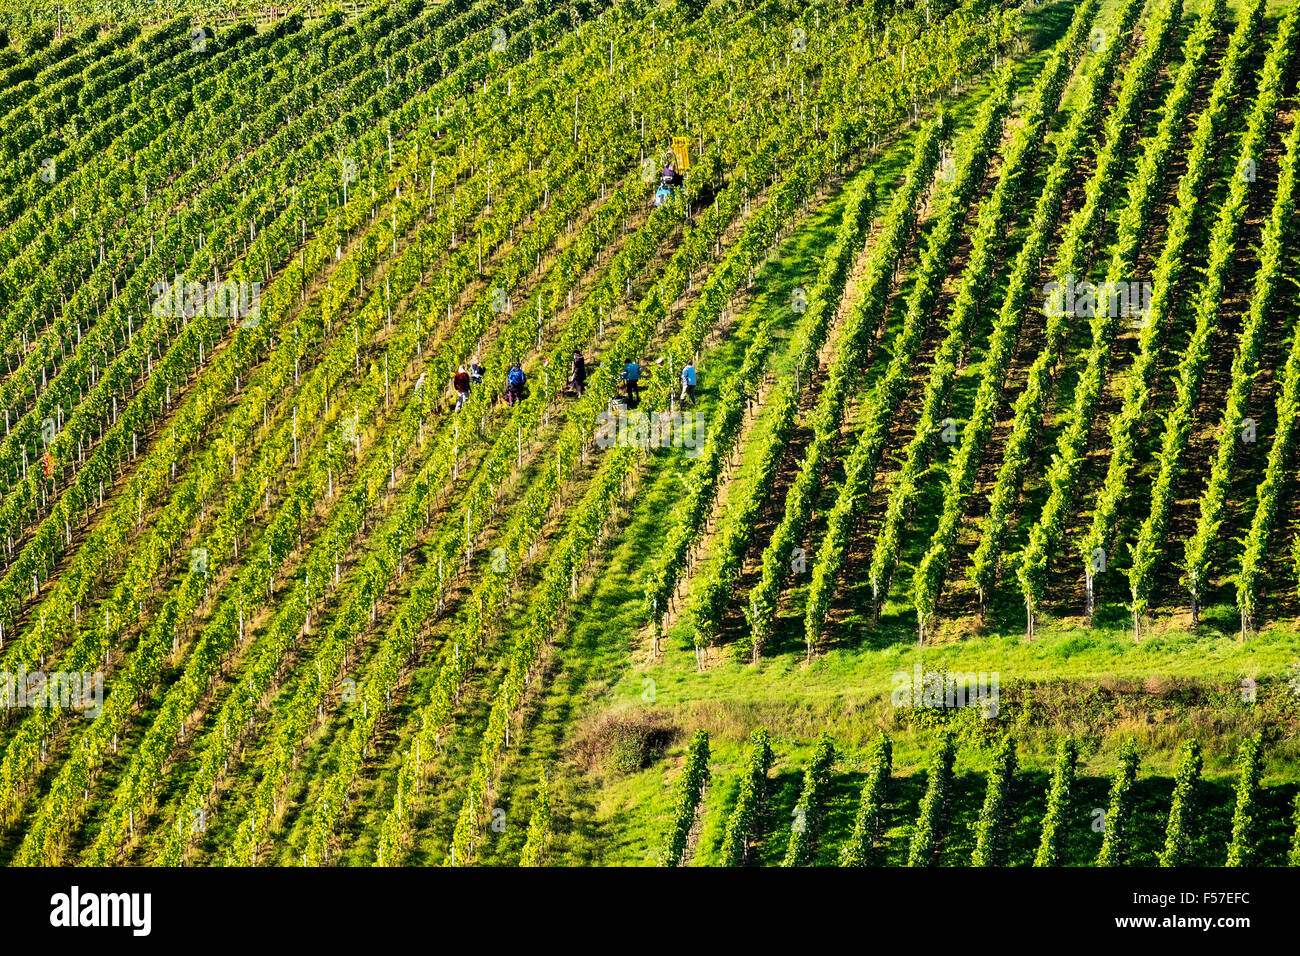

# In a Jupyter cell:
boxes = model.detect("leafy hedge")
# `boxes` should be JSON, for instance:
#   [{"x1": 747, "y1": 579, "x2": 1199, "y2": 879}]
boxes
[
  {"x1": 907, "y1": 734, "x2": 956, "y2": 866},
  {"x1": 660, "y1": 730, "x2": 711, "y2": 867},
  {"x1": 721, "y1": 728, "x2": 774, "y2": 867},
  {"x1": 1226, "y1": 734, "x2": 1263, "y2": 867},
  {"x1": 972, "y1": 735, "x2": 1017, "y2": 866},
  {"x1": 1034, "y1": 736, "x2": 1077, "y2": 866},
  {"x1": 1097, "y1": 740, "x2": 1139, "y2": 866},
  {"x1": 840, "y1": 733, "x2": 893, "y2": 867},
  {"x1": 1159, "y1": 740, "x2": 1201, "y2": 866},
  {"x1": 519, "y1": 774, "x2": 551, "y2": 866},
  {"x1": 783, "y1": 733, "x2": 835, "y2": 866}
]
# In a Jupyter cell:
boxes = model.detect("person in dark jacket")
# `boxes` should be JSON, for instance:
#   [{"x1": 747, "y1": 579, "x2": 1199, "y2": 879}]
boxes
[
  {"x1": 570, "y1": 350, "x2": 587, "y2": 396},
  {"x1": 453, "y1": 366, "x2": 471, "y2": 411}
]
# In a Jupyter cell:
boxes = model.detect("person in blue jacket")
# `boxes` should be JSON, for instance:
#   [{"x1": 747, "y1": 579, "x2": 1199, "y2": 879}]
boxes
[
  {"x1": 506, "y1": 361, "x2": 527, "y2": 405},
  {"x1": 620, "y1": 358, "x2": 641, "y2": 404},
  {"x1": 681, "y1": 359, "x2": 697, "y2": 407}
]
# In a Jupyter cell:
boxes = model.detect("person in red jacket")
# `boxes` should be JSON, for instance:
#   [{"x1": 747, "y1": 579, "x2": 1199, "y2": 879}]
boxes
[{"x1": 453, "y1": 365, "x2": 471, "y2": 411}]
